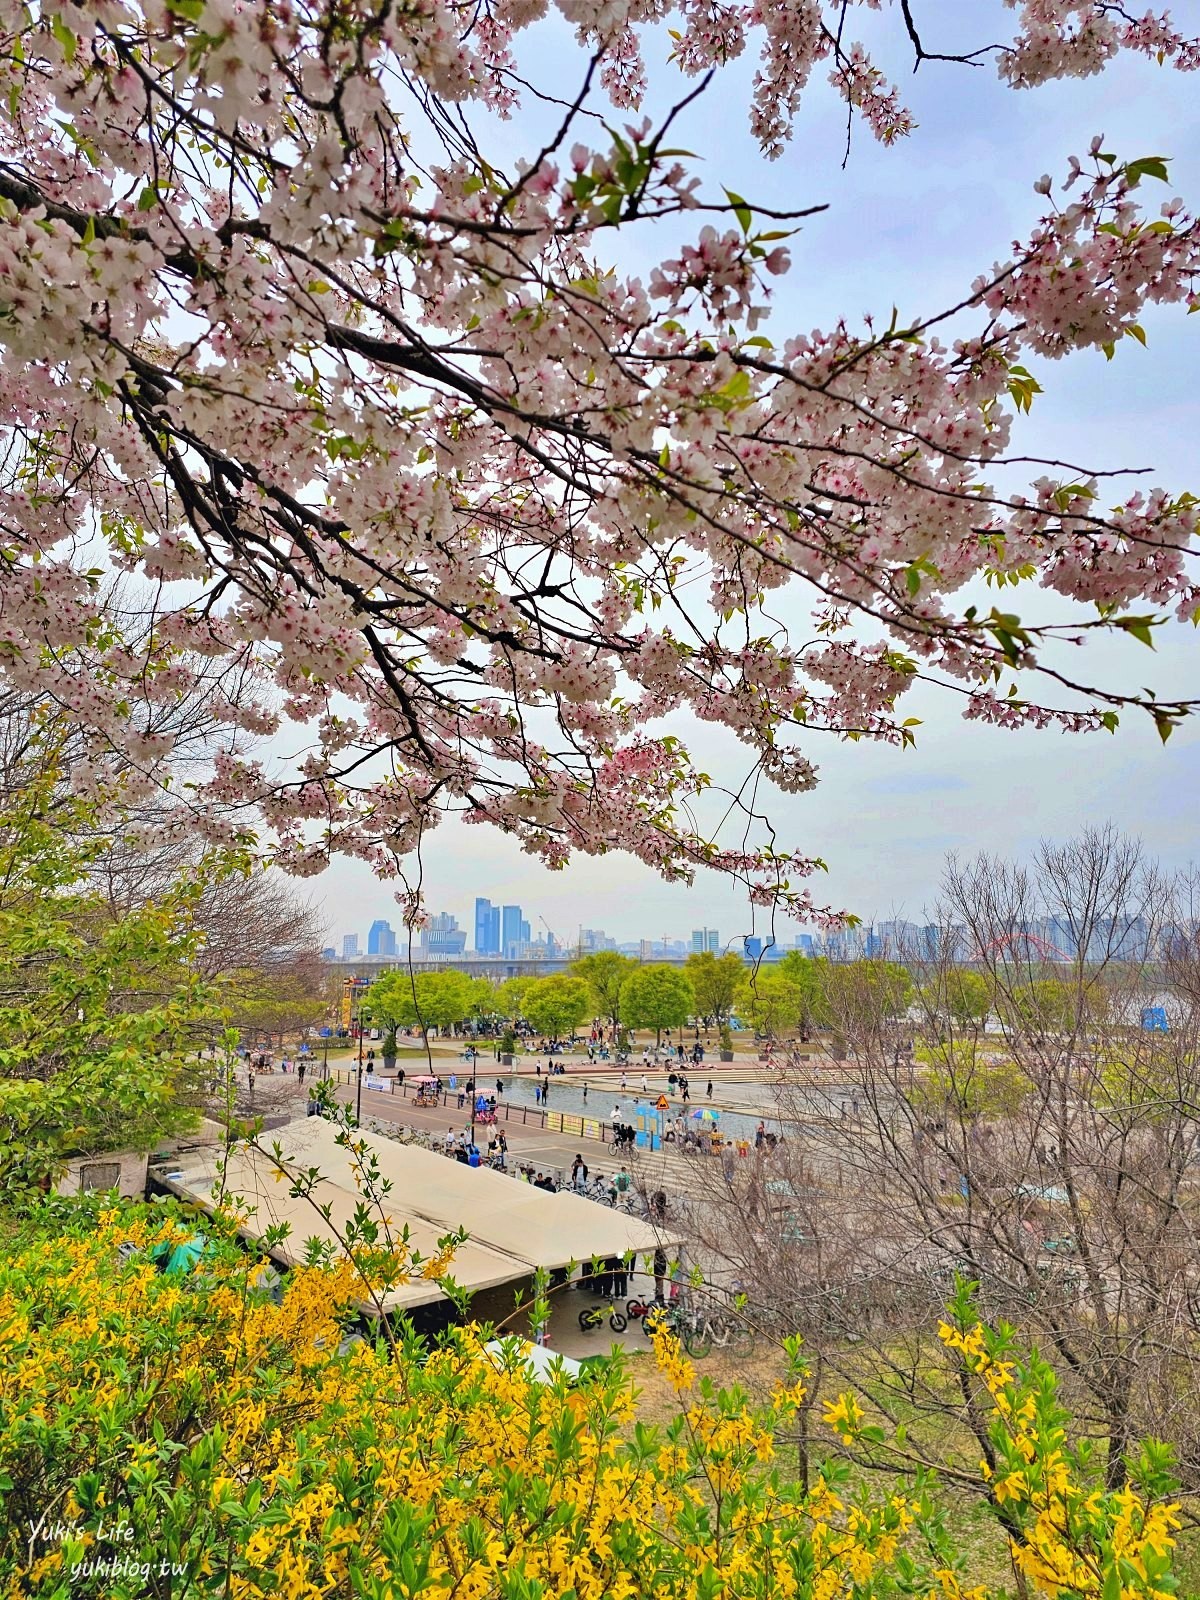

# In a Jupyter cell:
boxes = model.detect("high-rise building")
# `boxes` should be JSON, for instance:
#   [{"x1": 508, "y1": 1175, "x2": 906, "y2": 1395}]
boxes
[
  {"x1": 691, "y1": 928, "x2": 719, "y2": 953},
  {"x1": 579, "y1": 928, "x2": 616, "y2": 952},
  {"x1": 743, "y1": 935, "x2": 775, "y2": 962},
  {"x1": 502, "y1": 904, "x2": 524, "y2": 956},
  {"x1": 342, "y1": 933, "x2": 359, "y2": 960},
  {"x1": 474, "y1": 898, "x2": 501, "y2": 955},
  {"x1": 367, "y1": 919, "x2": 397, "y2": 957},
  {"x1": 421, "y1": 912, "x2": 467, "y2": 959}
]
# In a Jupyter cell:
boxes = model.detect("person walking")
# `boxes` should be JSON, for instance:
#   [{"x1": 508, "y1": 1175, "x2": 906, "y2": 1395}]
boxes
[
  {"x1": 497, "y1": 1131, "x2": 508, "y2": 1169},
  {"x1": 641, "y1": 1073, "x2": 648, "y2": 1093},
  {"x1": 706, "y1": 1079, "x2": 713, "y2": 1099},
  {"x1": 297, "y1": 1060, "x2": 306, "y2": 1085},
  {"x1": 610, "y1": 1103, "x2": 621, "y2": 1131},
  {"x1": 620, "y1": 1070, "x2": 627, "y2": 1090},
  {"x1": 582, "y1": 1082, "x2": 588, "y2": 1104},
  {"x1": 541, "y1": 1080, "x2": 549, "y2": 1105}
]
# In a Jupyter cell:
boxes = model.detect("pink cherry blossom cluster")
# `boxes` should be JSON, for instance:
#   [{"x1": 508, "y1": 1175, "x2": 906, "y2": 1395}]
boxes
[{"x1": 0, "y1": 3, "x2": 1196, "y2": 924}]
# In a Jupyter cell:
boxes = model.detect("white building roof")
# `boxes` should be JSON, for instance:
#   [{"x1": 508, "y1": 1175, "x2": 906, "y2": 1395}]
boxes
[{"x1": 150, "y1": 1117, "x2": 674, "y2": 1313}]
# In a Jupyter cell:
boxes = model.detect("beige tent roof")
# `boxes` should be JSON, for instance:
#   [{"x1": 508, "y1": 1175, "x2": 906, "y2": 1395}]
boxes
[{"x1": 149, "y1": 1118, "x2": 675, "y2": 1313}]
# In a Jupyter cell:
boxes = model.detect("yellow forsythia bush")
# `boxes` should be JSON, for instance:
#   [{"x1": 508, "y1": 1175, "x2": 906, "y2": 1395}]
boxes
[{"x1": 0, "y1": 1199, "x2": 1183, "y2": 1600}]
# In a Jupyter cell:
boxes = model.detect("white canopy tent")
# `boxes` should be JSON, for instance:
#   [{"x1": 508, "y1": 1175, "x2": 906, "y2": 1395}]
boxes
[{"x1": 150, "y1": 1117, "x2": 675, "y2": 1314}]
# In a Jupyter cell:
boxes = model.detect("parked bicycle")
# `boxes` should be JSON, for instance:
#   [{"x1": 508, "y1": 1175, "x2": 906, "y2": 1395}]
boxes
[
  {"x1": 627, "y1": 1297, "x2": 752, "y2": 1357},
  {"x1": 624, "y1": 1293, "x2": 666, "y2": 1336},
  {"x1": 578, "y1": 1302, "x2": 628, "y2": 1334},
  {"x1": 683, "y1": 1303, "x2": 755, "y2": 1358}
]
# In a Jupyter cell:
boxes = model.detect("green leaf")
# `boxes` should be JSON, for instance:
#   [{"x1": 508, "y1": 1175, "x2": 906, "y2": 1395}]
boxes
[
  {"x1": 1052, "y1": 483, "x2": 1096, "y2": 512},
  {"x1": 137, "y1": 184, "x2": 161, "y2": 212},
  {"x1": 1111, "y1": 614, "x2": 1160, "y2": 648},
  {"x1": 1124, "y1": 155, "x2": 1170, "y2": 187},
  {"x1": 1124, "y1": 322, "x2": 1147, "y2": 346},
  {"x1": 50, "y1": 15, "x2": 76, "y2": 60},
  {"x1": 723, "y1": 188, "x2": 752, "y2": 235}
]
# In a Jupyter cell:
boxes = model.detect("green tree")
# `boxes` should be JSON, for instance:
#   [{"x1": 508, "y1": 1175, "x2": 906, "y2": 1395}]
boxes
[
  {"x1": 571, "y1": 951, "x2": 634, "y2": 1033},
  {"x1": 1010, "y1": 977, "x2": 1083, "y2": 1033},
  {"x1": 775, "y1": 952, "x2": 833, "y2": 1034},
  {"x1": 734, "y1": 969, "x2": 803, "y2": 1038},
  {"x1": 219, "y1": 958, "x2": 329, "y2": 1047},
  {"x1": 619, "y1": 965, "x2": 695, "y2": 1044},
  {"x1": 495, "y1": 976, "x2": 537, "y2": 1020},
  {"x1": 0, "y1": 777, "x2": 216, "y2": 1201},
  {"x1": 365, "y1": 969, "x2": 479, "y2": 1035},
  {"x1": 684, "y1": 950, "x2": 743, "y2": 1026},
  {"x1": 922, "y1": 968, "x2": 992, "y2": 1030},
  {"x1": 363, "y1": 970, "x2": 421, "y2": 1032},
  {"x1": 520, "y1": 976, "x2": 592, "y2": 1040},
  {"x1": 825, "y1": 959, "x2": 914, "y2": 1025}
]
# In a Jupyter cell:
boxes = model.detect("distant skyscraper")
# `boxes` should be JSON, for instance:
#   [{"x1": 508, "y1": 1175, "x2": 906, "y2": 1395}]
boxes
[
  {"x1": 475, "y1": 898, "x2": 501, "y2": 955},
  {"x1": 691, "y1": 928, "x2": 719, "y2": 953},
  {"x1": 342, "y1": 933, "x2": 359, "y2": 960},
  {"x1": 501, "y1": 904, "x2": 523, "y2": 956},
  {"x1": 421, "y1": 912, "x2": 467, "y2": 958},
  {"x1": 367, "y1": 919, "x2": 397, "y2": 957}
]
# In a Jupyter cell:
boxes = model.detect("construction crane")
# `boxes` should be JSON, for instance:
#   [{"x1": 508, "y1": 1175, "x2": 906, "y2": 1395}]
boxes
[{"x1": 538, "y1": 914, "x2": 561, "y2": 955}]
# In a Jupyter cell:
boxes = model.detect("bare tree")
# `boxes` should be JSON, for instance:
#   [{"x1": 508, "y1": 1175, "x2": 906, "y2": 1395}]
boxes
[{"x1": 694, "y1": 830, "x2": 1200, "y2": 1504}]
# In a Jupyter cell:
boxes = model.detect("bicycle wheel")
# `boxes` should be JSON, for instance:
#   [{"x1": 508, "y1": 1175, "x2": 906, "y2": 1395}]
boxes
[
  {"x1": 727, "y1": 1322, "x2": 756, "y2": 1356},
  {"x1": 683, "y1": 1321, "x2": 712, "y2": 1359},
  {"x1": 608, "y1": 1310, "x2": 628, "y2": 1333},
  {"x1": 578, "y1": 1309, "x2": 597, "y2": 1332}
]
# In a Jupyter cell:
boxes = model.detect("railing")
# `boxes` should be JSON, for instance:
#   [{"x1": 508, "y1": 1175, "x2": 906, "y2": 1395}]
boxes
[{"x1": 316, "y1": 1068, "x2": 615, "y2": 1143}]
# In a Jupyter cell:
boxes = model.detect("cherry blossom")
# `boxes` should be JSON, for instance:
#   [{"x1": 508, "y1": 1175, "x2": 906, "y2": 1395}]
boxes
[{"x1": 0, "y1": 3, "x2": 1197, "y2": 923}]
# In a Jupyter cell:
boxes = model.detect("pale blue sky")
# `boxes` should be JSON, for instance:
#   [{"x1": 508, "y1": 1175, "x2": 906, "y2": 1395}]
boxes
[{"x1": 313, "y1": 1, "x2": 1200, "y2": 950}]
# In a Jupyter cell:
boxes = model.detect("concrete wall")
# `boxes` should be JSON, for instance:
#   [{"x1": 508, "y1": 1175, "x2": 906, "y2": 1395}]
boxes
[{"x1": 55, "y1": 1149, "x2": 150, "y2": 1200}]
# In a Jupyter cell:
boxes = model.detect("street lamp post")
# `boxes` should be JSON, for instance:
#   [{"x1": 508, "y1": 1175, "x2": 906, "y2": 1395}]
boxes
[{"x1": 356, "y1": 1007, "x2": 365, "y2": 1125}]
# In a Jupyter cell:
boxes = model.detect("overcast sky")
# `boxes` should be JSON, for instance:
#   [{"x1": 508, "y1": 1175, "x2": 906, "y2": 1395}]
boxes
[{"x1": 313, "y1": 1, "x2": 1200, "y2": 951}]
